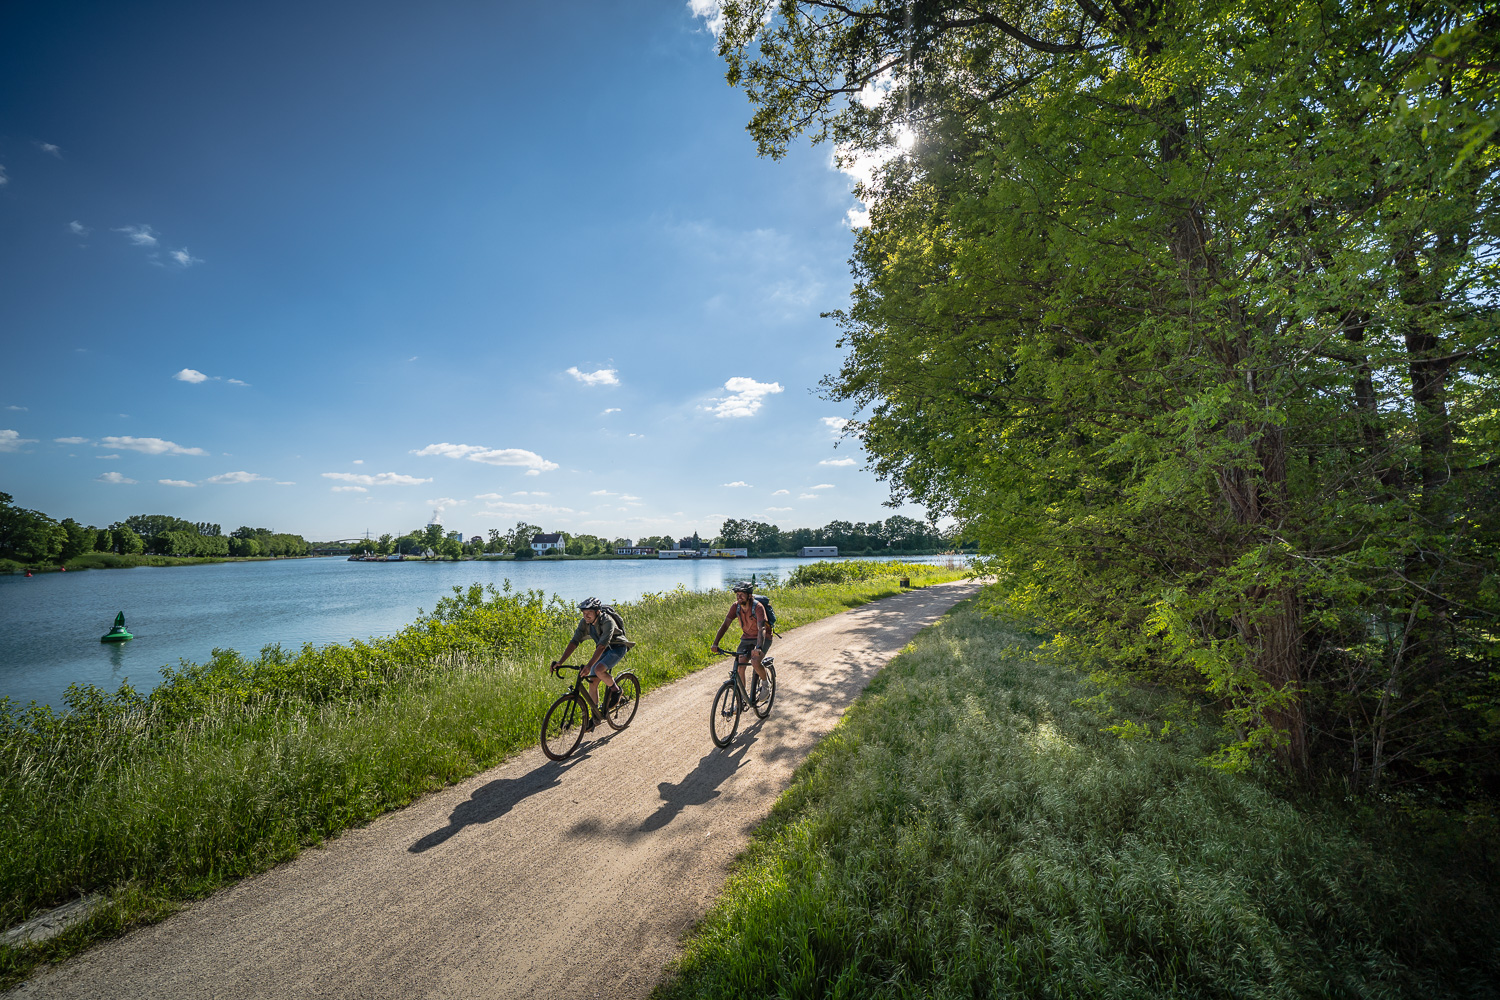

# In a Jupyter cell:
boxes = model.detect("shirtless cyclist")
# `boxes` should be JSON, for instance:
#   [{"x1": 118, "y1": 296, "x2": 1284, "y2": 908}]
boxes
[{"x1": 711, "y1": 581, "x2": 771, "y2": 703}]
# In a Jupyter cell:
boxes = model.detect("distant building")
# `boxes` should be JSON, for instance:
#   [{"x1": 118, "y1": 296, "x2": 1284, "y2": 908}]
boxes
[
  {"x1": 799, "y1": 545, "x2": 839, "y2": 557},
  {"x1": 532, "y1": 533, "x2": 564, "y2": 553},
  {"x1": 707, "y1": 548, "x2": 748, "y2": 558},
  {"x1": 615, "y1": 546, "x2": 656, "y2": 556}
]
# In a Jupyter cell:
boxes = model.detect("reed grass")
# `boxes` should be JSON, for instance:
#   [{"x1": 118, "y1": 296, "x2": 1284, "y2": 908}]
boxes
[
  {"x1": 659, "y1": 604, "x2": 1500, "y2": 1000},
  {"x1": 0, "y1": 564, "x2": 964, "y2": 985}
]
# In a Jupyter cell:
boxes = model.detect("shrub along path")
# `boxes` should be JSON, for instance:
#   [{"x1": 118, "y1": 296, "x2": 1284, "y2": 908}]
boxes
[{"x1": 11, "y1": 581, "x2": 980, "y2": 999}]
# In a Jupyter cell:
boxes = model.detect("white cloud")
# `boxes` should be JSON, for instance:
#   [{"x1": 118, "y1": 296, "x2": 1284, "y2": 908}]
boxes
[
  {"x1": 115, "y1": 224, "x2": 158, "y2": 247},
  {"x1": 331, "y1": 485, "x2": 368, "y2": 493},
  {"x1": 525, "y1": 469, "x2": 541, "y2": 476},
  {"x1": 68, "y1": 221, "x2": 89, "y2": 236},
  {"x1": 772, "y1": 489, "x2": 790, "y2": 496},
  {"x1": 54, "y1": 436, "x2": 89, "y2": 445},
  {"x1": 352, "y1": 459, "x2": 364, "y2": 464},
  {"x1": 96, "y1": 454, "x2": 120, "y2": 460},
  {"x1": 205, "y1": 471, "x2": 270, "y2": 484},
  {"x1": 37, "y1": 142, "x2": 60, "y2": 158},
  {"x1": 0, "y1": 429, "x2": 37, "y2": 452},
  {"x1": 275, "y1": 481, "x2": 295, "y2": 486},
  {"x1": 821, "y1": 416, "x2": 851, "y2": 436},
  {"x1": 722, "y1": 481, "x2": 751, "y2": 488},
  {"x1": 620, "y1": 494, "x2": 641, "y2": 501},
  {"x1": 799, "y1": 493, "x2": 820, "y2": 499},
  {"x1": 96, "y1": 471, "x2": 137, "y2": 484},
  {"x1": 475, "y1": 501, "x2": 578, "y2": 517},
  {"x1": 174, "y1": 368, "x2": 209, "y2": 383},
  {"x1": 0, "y1": 165, "x2": 8, "y2": 187},
  {"x1": 426, "y1": 496, "x2": 463, "y2": 507},
  {"x1": 159, "y1": 479, "x2": 196, "y2": 487},
  {"x1": 322, "y1": 472, "x2": 432, "y2": 486},
  {"x1": 687, "y1": 0, "x2": 726, "y2": 36},
  {"x1": 226, "y1": 378, "x2": 248, "y2": 386},
  {"x1": 567, "y1": 367, "x2": 620, "y2": 386},
  {"x1": 505, "y1": 491, "x2": 551, "y2": 497},
  {"x1": 100, "y1": 435, "x2": 208, "y2": 456},
  {"x1": 766, "y1": 506, "x2": 793, "y2": 512},
  {"x1": 820, "y1": 458, "x2": 857, "y2": 467},
  {"x1": 5, "y1": 405, "x2": 25, "y2": 411},
  {"x1": 411, "y1": 442, "x2": 559, "y2": 472},
  {"x1": 711, "y1": 377, "x2": 783, "y2": 418},
  {"x1": 590, "y1": 489, "x2": 617, "y2": 496},
  {"x1": 810, "y1": 483, "x2": 835, "y2": 490},
  {"x1": 168, "y1": 248, "x2": 203, "y2": 267},
  {"x1": 601, "y1": 407, "x2": 621, "y2": 415}
]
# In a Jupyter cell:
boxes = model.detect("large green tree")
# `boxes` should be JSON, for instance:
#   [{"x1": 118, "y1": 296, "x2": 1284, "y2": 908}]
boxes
[{"x1": 716, "y1": 0, "x2": 1499, "y2": 785}]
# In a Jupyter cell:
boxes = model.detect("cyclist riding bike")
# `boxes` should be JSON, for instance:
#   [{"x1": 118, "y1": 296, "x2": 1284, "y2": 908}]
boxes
[
  {"x1": 711, "y1": 582, "x2": 771, "y2": 703},
  {"x1": 550, "y1": 597, "x2": 633, "y2": 732}
]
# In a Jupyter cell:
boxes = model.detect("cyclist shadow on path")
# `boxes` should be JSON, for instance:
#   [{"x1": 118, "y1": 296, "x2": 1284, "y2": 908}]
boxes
[{"x1": 408, "y1": 753, "x2": 594, "y2": 853}]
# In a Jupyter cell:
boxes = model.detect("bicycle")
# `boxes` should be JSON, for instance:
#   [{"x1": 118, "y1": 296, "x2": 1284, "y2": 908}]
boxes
[
  {"x1": 708, "y1": 646, "x2": 776, "y2": 748},
  {"x1": 540, "y1": 663, "x2": 640, "y2": 761}
]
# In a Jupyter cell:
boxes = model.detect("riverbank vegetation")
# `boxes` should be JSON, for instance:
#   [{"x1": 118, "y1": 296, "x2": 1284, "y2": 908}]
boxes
[
  {"x1": 0, "y1": 494, "x2": 309, "y2": 572},
  {"x1": 661, "y1": 605, "x2": 1500, "y2": 999},
  {"x1": 0, "y1": 561, "x2": 963, "y2": 985},
  {"x1": 711, "y1": 2, "x2": 1500, "y2": 797}
]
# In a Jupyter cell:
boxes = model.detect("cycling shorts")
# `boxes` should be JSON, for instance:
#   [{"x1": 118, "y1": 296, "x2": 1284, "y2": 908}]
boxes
[
  {"x1": 736, "y1": 635, "x2": 771, "y2": 657},
  {"x1": 584, "y1": 645, "x2": 627, "y2": 677}
]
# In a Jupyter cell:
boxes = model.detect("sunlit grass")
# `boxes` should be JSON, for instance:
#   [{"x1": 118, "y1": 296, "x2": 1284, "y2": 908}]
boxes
[
  {"x1": 659, "y1": 604, "x2": 1500, "y2": 999},
  {"x1": 0, "y1": 565, "x2": 965, "y2": 985}
]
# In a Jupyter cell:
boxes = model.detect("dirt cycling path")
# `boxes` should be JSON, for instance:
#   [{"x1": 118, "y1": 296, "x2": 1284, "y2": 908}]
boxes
[{"x1": 12, "y1": 581, "x2": 979, "y2": 1000}]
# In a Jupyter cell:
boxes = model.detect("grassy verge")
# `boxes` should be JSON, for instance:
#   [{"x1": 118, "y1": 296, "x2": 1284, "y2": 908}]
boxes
[
  {"x1": 1, "y1": 554, "x2": 292, "y2": 574},
  {"x1": 659, "y1": 604, "x2": 1500, "y2": 999},
  {"x1": 0, "y1": 562, "x2": 963, "y2": 986}
]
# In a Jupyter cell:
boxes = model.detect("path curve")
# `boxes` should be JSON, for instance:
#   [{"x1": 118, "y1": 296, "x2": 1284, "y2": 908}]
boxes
[{"x1": 12, "y1": 581, "x2": 979, "y2": 1000}]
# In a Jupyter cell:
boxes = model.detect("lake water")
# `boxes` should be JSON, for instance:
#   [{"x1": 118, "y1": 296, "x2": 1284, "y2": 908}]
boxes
[{"x1": 0, "y1": 555, "x2": 963, "y2": 708}]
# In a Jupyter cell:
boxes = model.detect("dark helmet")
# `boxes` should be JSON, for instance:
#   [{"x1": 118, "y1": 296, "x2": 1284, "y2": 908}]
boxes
[
  {"x1": 578, "y1": 597, "x2": 603, "y2": 611},
  {"x1": 731, "y1": 581, "x2": 754, "y2": 594}
]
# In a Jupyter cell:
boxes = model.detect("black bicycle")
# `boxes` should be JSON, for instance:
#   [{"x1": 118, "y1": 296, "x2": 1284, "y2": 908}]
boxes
[
  {"x1": 540, "y1": 663, "x2": 640, "y2": 761},
  {"x1": 709, "y1": 647, "x2": 776, "y2": 748}
]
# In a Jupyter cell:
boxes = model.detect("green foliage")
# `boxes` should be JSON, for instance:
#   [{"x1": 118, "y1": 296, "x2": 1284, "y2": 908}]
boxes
[
  {"x1": 716, "y1": 0, "x2": 1500, "y2": 790},
  {"x1": 0, "y1": 569, "x2": 962, "y2": 984},
  {"x1": 0, "y1": 493, "x2": 67, "y2": 564},
  {"x1": 785, "y1": 559, "x2": 960, "y2": 587},
  {"x1": 662, "y1": 607, "x2": 1500, "y2": 999}
]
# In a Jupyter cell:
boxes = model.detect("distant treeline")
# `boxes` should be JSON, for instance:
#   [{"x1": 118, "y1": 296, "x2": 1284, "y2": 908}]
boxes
[{"x1": 0, "y1": 493, "x2": 308, "y2": 566}]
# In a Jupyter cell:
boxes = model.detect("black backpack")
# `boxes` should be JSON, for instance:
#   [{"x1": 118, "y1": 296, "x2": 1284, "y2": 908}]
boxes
[
  {"x1": 601, "y1": 605, "x2": 628, "y2": 638},
  {"x1": 753, "y1": 595, "x2": 777, "y2": 633}
]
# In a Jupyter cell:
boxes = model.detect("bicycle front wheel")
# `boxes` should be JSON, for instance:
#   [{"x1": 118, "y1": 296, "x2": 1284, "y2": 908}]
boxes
[
  {"x1": 709, "y1": 681, "x2": 741, "y2": 748},
  {"x1": 604, "y1": 672, "x2": 640, "y2": 730},
  {"x1": 750, "y1": 662, "x2": 776, "y2": 720},
  {"x1": 541, "y1": 693, "x2": 588, "y2": 761}
]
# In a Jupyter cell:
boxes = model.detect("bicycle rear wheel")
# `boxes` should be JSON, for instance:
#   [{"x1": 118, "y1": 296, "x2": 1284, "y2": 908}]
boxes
[
  {"x1": 604, "y1": 672, "x2": 640, "y2": 730},
  {"x1": 750, "y1": 662, "x2": 776, "y2": 719},
  {"x1": 541, "y1": 693, "x2": 588, "y2": 760},
  {"x1": 710, "y1": 681, "x2": 741, "y2": 748}
]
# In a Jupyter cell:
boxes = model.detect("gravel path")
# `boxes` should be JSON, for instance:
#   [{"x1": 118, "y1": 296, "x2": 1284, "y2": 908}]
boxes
[{"x1": 11, "y1": 581, "x2": 978, "y2": 1000}]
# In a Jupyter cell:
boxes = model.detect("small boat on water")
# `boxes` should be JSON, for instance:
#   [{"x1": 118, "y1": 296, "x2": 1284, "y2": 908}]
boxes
[{"x1": 101, "y1": 612, "x2": 133, "y2": 643}]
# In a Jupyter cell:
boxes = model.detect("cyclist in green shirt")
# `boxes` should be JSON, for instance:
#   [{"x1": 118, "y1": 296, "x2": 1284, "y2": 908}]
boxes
[{"x1": 550, "y1": 597, "x2": 632, "y2": 731}]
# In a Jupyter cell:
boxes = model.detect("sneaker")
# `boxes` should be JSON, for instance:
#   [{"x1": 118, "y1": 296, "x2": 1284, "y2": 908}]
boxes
[{"x1": 605, "y1": 686, "x2": 621, "y2": 711}]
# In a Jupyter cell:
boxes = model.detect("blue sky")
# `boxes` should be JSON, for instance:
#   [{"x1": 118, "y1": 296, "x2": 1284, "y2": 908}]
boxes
[{"x1": 0, "y1": 0, "x2": 918, "y2": 542}]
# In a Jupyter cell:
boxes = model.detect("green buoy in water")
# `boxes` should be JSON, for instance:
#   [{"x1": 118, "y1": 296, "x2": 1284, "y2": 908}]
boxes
[{"x1": 101, "y1": 612, "x2": 133, "y2": 643}]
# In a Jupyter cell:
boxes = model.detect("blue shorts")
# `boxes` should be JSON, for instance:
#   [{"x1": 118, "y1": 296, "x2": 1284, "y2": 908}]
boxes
[{"x1": 585, "y1": 645, "x2": 627, "y2": 677}]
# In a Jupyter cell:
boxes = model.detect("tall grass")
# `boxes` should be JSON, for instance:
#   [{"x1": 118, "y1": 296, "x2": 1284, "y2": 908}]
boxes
[
  {"x1": 785, "y1": 559, "x2": 966, "y2": 587},
  {"x1": 660, "y1": 605, "x2": 1500, "y2": 999},
  {"x1": 0, "y1": 565, "x2": 965, "y2": 985}
]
